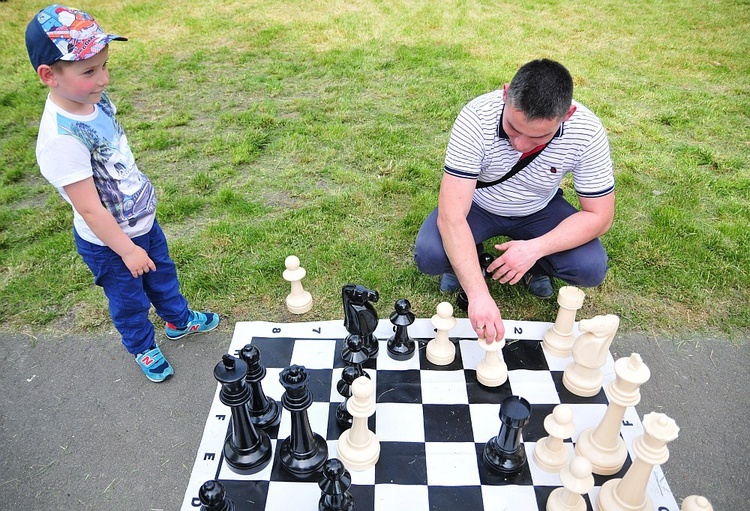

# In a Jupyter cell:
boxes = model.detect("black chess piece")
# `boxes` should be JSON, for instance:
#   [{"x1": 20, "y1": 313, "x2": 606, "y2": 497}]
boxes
[
  {"x1": 239, "y1": 344, "x2": 281, "y2": 430},
  {"x1": 342, "y1": 283, "x2": 380, "y2": 358},
  {"x1": 457, "y1": 252, "x2": 496, "y2": 312},
  {"x1": 279, "y1": 365, "x2": 329, "y2": 477},
  {"x1": 199, "y1": 480, "x2": 234, "y2": 511},
  {"x1": 482, "y1": 395, "x2": 532, "y2": 474},
  {"x1": 335, "y1": 364, "x2": 370, "y2": 428},
  {"x1": 387, "y1": 298, "x2": 416, "y2": 360},
  {"x1": 214, "y1": 354, "x2": 272, "y2": 474},
  {"x1": 318, "y1": 458, "x2": 355, "y2": 511}
]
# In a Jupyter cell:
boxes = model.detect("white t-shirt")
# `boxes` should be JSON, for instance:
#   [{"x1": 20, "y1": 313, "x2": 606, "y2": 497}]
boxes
[
  {"x1": 444, "y1": 90, "x2": 615, "y2": 217},
  {"x1": 35, "y1": 92, "x2": 156, "y2": 245}
]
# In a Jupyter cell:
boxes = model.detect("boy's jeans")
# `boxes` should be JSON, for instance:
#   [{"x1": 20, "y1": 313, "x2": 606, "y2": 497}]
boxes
[
  {"x1": 75, "y1": 219, "x2": 189, "y2": 355},
  {"x1": 414, "y1": 189, "x2": 609, "y2": 287}
]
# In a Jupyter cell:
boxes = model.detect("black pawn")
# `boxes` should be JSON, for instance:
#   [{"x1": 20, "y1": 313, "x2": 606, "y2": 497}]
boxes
[
  {"x1": 457, "y1": 252, "x2": 496, "y2": 312},
  {"x1": 482, "y1": 395, "x2": 532, "y2": 474},
  {"x1": 336, "y1": 365, "x2": 369, "y2": 428},
  {"x1": 387, "y1": 298, "x2": 416, "y2": 360},
  {"x1": 279, "y1": 365, "x2": 329, "y2": 477},
  {"x1": 318, "y1": 458, "x2": 355, "y2": 511},
  {"x1": 199, "y1": 480, "x2": 234, "y2": 511},
  {"x1": 214, "y1": 354, "x2": 272, "y2": 474},
  {"x1": 239, "y1": 344, "x2": 281, "y2": 430}
]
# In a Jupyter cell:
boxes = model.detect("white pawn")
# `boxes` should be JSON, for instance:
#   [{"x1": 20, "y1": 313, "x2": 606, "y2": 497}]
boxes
[
  {"x1": 337, "y1": 376, "x2": 380, "y2": 471},
  {"x1": 283, "y1": 255, "x2": 313, "y2": 314},
  {"x1": 682, "y1": 496, "x2": 713, "y2": 511},
  {"x1": 546, "y1": 456, "x2": 594, "y2": 511},
  {"x1": 476, "y1": 337, "x2": 507, "y2": 387},
  {"x1": 426, "y1": 302, "x2": 456, "y2": 366},
  {"x1": 563, "y1": 314, "x2": 620, "y2": 397},
  {"x1": 543, "y1": 286, "x2": 586, "y2": 357},
  {"x1": 534, "y1": 404, "x2": 575, "y2": 472}
]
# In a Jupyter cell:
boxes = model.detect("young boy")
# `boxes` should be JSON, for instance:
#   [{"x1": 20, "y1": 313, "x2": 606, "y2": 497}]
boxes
[{"x1": 25, "y1": 5, "x2": 219, "y2": 382}]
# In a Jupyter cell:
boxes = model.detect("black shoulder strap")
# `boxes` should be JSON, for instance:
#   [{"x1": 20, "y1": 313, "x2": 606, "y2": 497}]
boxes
[{"x1": 475, "y1": 143, "x2": 550, "y2": 189}]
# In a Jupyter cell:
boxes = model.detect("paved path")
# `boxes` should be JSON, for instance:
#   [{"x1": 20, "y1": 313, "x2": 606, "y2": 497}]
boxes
[{"x1": 0, "y1": 329, "x2": 747, "y2": 510}]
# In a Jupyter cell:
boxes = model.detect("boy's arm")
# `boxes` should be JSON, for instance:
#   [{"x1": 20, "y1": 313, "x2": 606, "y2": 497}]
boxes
[{"x1": 64, "y1": 177, "x2": 156, "y2": 278}]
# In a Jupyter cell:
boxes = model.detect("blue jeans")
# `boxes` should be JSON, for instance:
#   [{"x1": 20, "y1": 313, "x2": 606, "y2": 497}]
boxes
[
  {"x1": 75, "y1": 220, "x2": 190, "y2": 355},
  {"x1": 414, "y1": 189, "x2": 608, "y2": 287}
]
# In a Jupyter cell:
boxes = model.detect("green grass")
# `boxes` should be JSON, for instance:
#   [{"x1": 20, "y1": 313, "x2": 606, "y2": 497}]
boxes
[{"x1": 1, "y1": 0, "x2": 748, "y2": 339}]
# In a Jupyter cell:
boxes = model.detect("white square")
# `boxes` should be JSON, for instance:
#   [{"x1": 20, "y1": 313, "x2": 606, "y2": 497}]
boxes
[
  {"x1": 374, "y1": 484, "x2": 430, "y2": 511},
  {"x1": 277, "y1": 401, "x2": 330, "y2": 439},
  {"x1": 266, "y1": 481, "x2": 320, "y2": 511},
  {"x1": 544, "y1": 350, "x2": 574, "y2": 371},
  {"x1": 526, "y1": 441, "x2": 573, "y2": 486},
  {"x1": 375, "y1": 403, "x2": 425, "y2": 442},
  {"x1": 374, "y1": 340, "x2": 422, "y2": 370},
  {"x1": 567, "y1": 403, "x2": 608, "y2": 442},
  {"x1": 290, "y1": 339, "x2": 338, "y2": 369},
  {"x1": 420, "y1": 370, "x2": 469, "y2": 405},
  {"x1": 260, "y1": 370, "x2": 286, "y2": 401},
  {"x1": 425, "y1": 442, "x2": 481, "y2": 486},
  {"x1": 469, "y1": 403, "x2": 502, "y2": 443},
  {"x1": 507, "y1": 369, "x2": 560, "y2": 404},
  {"x1": 458, "y1": 339, "x2": 485, "y2": 370},
  {"x1": 481, "y1": 484, "x2": 540, "y2": 509}
]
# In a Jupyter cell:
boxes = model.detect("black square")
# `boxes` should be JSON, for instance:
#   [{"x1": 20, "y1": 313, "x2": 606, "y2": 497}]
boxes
[
  {"x1": 215, "y1": 479, "x2": 269, "y2": 509},
  {"x1": 523, "y1": 404, "x2": 557, "y2": 442},
  {"x1": 428, "y1": 485, "x2": 484, "y2": 511},
  {"x1": 551, "y1": 371, "x2": 609, "y2": 404},
  {"x1": 465, "y1": 376, "x2": 513, "y2": 405},
  {"x1": 305, "y1": 368, "x2": 333, "y2": 402},
  {"x1": 375, "y1": 369, "x2": 422, "y2": 403},
  {"x1": 423, "y1": 404, "x2": 474, "y2": 442},
  {"x1": 244, "y1": 337, "x2": 295, "y2": 368},
  {"x1": 503, "y1": 340, "x2": 549, "y2": 370},
  {"x1": 347, "y1": 484, "x2": 375, "y2": 511},
  {"x1": 418, "y1": 339, "x2": 465, "y2": 371},
  {"x1": 476, "y1": 442, "x2": 534, "y2": 486},
  {"x1": 375, "y1": 441, "x2": 427, "y2": 485}
]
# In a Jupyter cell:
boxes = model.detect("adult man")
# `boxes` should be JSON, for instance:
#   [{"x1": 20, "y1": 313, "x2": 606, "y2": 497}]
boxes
[{"x1": 414, "y1": 59, "x2": 614, "y2": 343}]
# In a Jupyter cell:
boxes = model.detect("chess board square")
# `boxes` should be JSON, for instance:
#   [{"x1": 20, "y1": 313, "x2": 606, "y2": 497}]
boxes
[
  {"x1": 469, "y1": 403, "x2": 502, "y2": 443},
  {"x1": 374, "y1": 369, "x2": 422, "y2": 404},
  {"x1": 420, "y1": 370, "x2": 469, "y2": 404},
  {"x1": 422, "y1": 404, "x2": 474, "y2": 442},
  {"x1": 375, "y1": 403, "x2": 425, "y2": 442},
  {"x1": 476, "y1": 442, "x2": 534, "y2": 486},
  {"x1": 566, "y1": 403, "x2": 608, "y2": 442},
  {"x1": 290, "y1": 338, "x2": 338, "y2": 369},
  {"x1": 458, "y1": 338, "x2": 484, "y2": 370},
  {"x1": 265, "y1": 481, "x2": 320, "y2": 509},
  {"x1": 348, "y1": 484, "x2": 376, "y2": 511},
  {"x1": 374, "y1": 340, "x2": 421, "y2": 370},
  {"x1": 244, "y1": 337, "x2": 295, "y2": 368},
  {"x1": 425, "y1": 442, "x2": 481, "y2": 486},
  {"x1": 542, "y1": 350, "x2": 574, "y2": 371},
  {"x1": 551, "y1": 371, "x2": 608, "y2": 404},
  {"x1": 504, "y1": 340, "x2": 549, "y2": 370},
  {"x1": 507, "y1": 369, "x2": 560, "y2": 404},
  {"x1": 465, "y1": 376, "x2": 512, "y2": 404},
  {"x1": 375, "y1": 441, "x2": 427, "y2": 485},
  {"x1": 525, "y1": 441, "x2": 574, "y2": 486},
  {"x1": 216, "y1": 480, "x2": 269, "y2": 509},
  {"x1": 297, "y1": 368, "x2": 334, "y2": 402},
  {"x1": 374, "y1": 484, "x2": 429, "y2": 511},
  {"x1": 481, "y1": 484, "x2": 541, "y2": 510},
  {"x1": 428, "y1": 485, "x2": 484, "y2": 511},
  {"x1": 523, "y1": 403, "x2": 559, "y2": 442}
]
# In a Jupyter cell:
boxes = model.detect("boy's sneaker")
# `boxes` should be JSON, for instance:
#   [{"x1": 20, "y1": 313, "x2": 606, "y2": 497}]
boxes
[
  {"x1": 440, "y1": 272, "x2": 461, "y2": 293},
  {"x1": 135, "y1": 345, "x2": 174, "y2": 383},
  {"x1": 522, "y1": 272, "x2": 554, "y2": 299},
  {"x1": 165, "y1": 310, "x2": 220, "y2": 340}
]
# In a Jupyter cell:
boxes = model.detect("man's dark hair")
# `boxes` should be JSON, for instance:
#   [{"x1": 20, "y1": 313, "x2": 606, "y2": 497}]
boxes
[{"x1": 506, "y1": 59, "x2": 574, "y2": 120}]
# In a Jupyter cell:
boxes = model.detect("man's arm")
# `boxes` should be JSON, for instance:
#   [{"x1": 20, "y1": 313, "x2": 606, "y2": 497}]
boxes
[
  {"x1": 64, "y1": 177, "x2": 155, "y2": 278},
  {"x1": 489, "y1": 193, "x2": 615, "y2": 284},
  {"x1": 437, "y1": 173, "x2": 505, "y2": 342}
]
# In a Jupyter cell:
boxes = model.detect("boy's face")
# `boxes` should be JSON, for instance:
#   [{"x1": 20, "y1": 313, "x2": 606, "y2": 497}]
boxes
[{"x1": 46, "y1": 46, "x2": 110, "y2": 114}]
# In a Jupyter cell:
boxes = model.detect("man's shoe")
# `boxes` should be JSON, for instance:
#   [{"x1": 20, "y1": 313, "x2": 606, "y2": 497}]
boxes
[
  {"x1": 523, "y1": 272, "x2": 554, "y2": 299},
  {"x1": 165, "y1": 310, "x2": 220, "y2": 340},
  {"x1": 440, "y1": 272, "x2": 461, "y2": 293},
  {"x1": 135, "y1": 344, "x2": 174, "y2": 382}
]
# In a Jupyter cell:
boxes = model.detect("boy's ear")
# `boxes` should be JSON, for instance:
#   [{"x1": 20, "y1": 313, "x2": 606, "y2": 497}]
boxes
[{"x1": 37, "y1": 65, "x2": 57, "y2": 87}]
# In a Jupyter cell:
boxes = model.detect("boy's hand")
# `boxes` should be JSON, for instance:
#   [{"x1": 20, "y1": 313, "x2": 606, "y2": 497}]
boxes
[{"x1": 122, "y1": 245, "x2": 156, "y2": 278}]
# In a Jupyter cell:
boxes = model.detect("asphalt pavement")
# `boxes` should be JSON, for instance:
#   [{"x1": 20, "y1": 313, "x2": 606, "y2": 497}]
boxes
[{"x1": 0, "y1": 327, "x2": 747, "y2": 510}]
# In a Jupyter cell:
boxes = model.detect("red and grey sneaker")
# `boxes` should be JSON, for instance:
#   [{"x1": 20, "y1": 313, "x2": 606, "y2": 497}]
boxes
[
  {"x1": 135, "y1": 344, "x2": 174, "y2": 382},
  {"x1": 165, "y1": 310, "x2": 220, "y2": 340}
]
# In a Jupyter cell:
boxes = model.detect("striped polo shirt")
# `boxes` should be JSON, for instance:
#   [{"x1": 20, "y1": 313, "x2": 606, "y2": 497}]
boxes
[{"x1": 444, "y1": 90, "x2": 614, "y2": 217}]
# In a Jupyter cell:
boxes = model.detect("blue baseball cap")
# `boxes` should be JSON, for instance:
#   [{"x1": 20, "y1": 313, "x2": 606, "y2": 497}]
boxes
[{"x1": 26, "y1": 5, "x2": 127, "y2": 70}]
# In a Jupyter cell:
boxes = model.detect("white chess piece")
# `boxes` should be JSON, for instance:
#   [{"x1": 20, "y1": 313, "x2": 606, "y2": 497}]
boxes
[
  {"x1": 575, "y1": 353, "x2": 650, "y2": 475},
  {"x1": 543, "y1": 286, "x2": 585, "y2": 357},
  {"x1": 563, "y1": 314, "x2": 620, "y2": 397},
  {"x1": 283, "y1": 255, "x2": 313, "y2": 314},
  {"x1": 476, "y1": 337, "x2": 507, "y2": 387},
  {"x1": 681, "y1": 496, "x2": 714, "y2": 511},
  {"x1": 598, "y1": 413, "x2": 679, "y2": 511},
  {"x1": 337, "y1": 376, "x2": 380, "y2": 471},
  {"x1": 534, "y1": 404, "x2": 575, "y2": 472},
  {"x1": 426, "y1": 302, "x2": 456, "y2": 366},
  {"x1": 546, "y1": 456, "x2": 594, "y2": 511}
]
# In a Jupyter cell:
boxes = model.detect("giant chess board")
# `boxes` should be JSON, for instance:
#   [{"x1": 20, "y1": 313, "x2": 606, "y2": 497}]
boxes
[{"x1": 181, "y1": 318, "x2": 680, "y2": 510}]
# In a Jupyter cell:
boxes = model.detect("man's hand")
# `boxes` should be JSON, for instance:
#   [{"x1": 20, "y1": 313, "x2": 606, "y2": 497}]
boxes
[
  {"x1": 121, "y1": 245, "x2": 156, "y2": 278},
  {"x1": 487, "y1": 239, "x2": 542, "y2": 285},
  {"x1": 468, "y1": 293, "x2": 505, "y2": 343}
]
